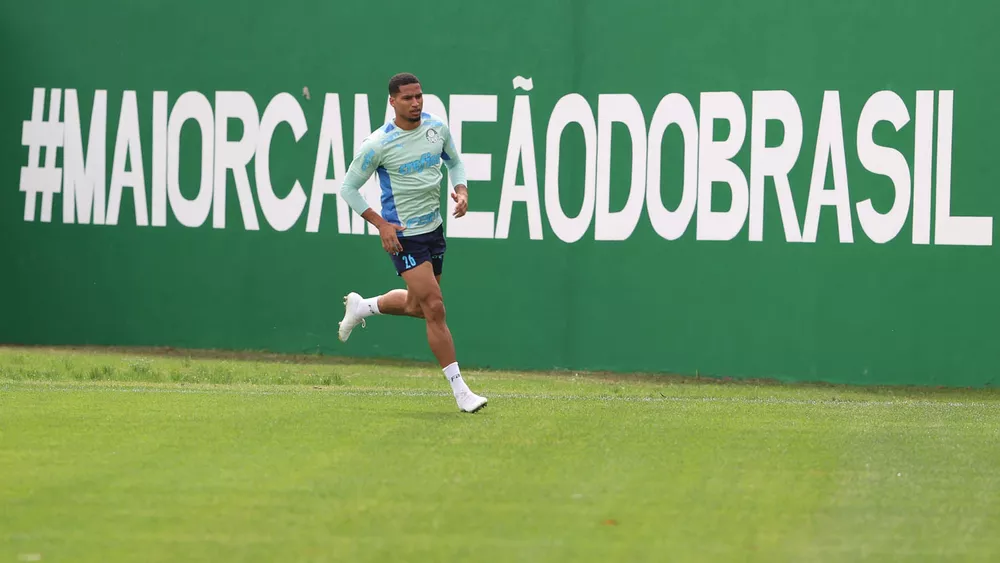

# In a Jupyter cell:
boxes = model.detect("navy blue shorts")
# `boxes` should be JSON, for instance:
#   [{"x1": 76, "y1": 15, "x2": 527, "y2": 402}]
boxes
[{"x1": 390, "y1": 225, "x2": 446, "y2": 277}]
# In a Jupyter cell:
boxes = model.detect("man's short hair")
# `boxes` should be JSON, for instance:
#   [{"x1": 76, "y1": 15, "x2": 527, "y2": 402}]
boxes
[{"x1": 388, "y1": 73, "x2": 420, "y2": 95}]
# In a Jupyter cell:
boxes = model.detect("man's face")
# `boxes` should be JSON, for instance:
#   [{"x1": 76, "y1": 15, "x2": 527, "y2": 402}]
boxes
[{"x1": 391, "y1": 83, "x2": 423, "y2": 122}]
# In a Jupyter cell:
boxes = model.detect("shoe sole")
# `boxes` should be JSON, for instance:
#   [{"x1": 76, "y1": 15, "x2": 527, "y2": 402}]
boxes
[{"x1": 461, "y1": 400, "x2": 488, "y2": 413}]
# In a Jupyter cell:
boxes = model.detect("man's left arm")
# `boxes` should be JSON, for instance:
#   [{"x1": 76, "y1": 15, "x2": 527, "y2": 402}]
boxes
[{"x1": 440, "y1": 124, "x2": 469, "y2": 218}]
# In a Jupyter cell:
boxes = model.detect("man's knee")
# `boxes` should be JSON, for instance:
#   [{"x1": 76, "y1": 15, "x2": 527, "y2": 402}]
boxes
[
  {"x1": 404, "y1": 300, "x2": 424, "y2": 317},
  {"x1": 420, "y1": 294, "x2": 446, "y2": 322}
]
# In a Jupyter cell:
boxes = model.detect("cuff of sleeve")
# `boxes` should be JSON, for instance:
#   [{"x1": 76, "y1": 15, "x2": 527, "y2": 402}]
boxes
[{"x1": 449, "y1": 169, "x2": 468, "y2": 188}]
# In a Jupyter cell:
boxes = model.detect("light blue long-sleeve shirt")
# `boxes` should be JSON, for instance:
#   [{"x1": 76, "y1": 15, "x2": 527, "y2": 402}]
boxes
[{"x1": 339, "y1": 112, "x2": 467, "y2": 237}]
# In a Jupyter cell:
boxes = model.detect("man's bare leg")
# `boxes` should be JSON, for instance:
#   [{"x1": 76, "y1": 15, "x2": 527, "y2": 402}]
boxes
[
  {"x1": 400, "y1": 264, "x2": 454, "y2": 366},
  {"x1": 373, "y1": 273, "x2": 441, "y2": 319},
  {"x1": 338, "y1": 275, "x2": 441, "y2": 336},
  {"x1": 398, "y1": 263, "x2": 484, "y2": 411},
  {"x1": 374, "y1": 289, "x2": 421, "y2": 318}
]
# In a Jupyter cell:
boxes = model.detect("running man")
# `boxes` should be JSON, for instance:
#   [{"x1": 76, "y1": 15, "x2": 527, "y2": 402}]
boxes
[{"x1": 336, "y1": 73, "x2": 487, "y2": 413}]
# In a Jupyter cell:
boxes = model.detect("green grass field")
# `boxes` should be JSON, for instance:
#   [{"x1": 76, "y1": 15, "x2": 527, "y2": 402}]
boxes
[{"x1": 2, "y1": 346, "x2": 1000, "y2": 562}]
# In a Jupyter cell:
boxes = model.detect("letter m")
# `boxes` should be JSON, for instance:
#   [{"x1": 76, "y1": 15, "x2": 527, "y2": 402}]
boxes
[{"x1": 62, "y1": 89, "x2": 108, "y2": 224}]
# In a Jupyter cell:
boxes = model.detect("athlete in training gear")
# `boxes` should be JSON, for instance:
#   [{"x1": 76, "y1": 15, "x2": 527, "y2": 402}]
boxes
[{"x1": 337, "y1": 73, "x2": 487, "y2": 414}]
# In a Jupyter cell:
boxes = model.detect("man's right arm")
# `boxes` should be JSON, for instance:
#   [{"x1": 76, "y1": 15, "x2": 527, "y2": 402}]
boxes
[
  {"x1": 340, "y1": 139, "x2": 385, "y2": 226},
  {"x1": 340, "y1": 138, "x2": 404, "y2": 253}
]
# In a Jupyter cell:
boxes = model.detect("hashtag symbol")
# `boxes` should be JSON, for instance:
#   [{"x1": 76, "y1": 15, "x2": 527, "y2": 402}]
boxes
[{"x1": 20, "y1": 88, "x2": 64, "y2": 222}]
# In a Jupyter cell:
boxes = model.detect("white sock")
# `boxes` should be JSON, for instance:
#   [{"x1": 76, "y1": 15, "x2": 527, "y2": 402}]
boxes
[
  {"x1": 356, "y1": 296, "x2": 381, "y2": 318},
  {"x1": 443, "y1": 362, "x2": 471, "y2": 395}
]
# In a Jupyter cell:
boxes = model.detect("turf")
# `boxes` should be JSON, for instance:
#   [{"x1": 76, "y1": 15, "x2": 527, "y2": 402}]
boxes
[{"x1": 2, "y1": 346, "x2": 1000, "y2": 562}]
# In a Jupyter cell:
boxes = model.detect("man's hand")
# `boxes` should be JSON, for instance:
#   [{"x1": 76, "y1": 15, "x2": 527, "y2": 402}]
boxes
[
  {"x1": 378, "y1": 222, "x2": 406, "y2": 254},
  {"x1": 361, "y1": 208, "x2": 406, "y2": 254},
  {"x1": 451, "y1": 185, "x2": 469, "y2": 218}
]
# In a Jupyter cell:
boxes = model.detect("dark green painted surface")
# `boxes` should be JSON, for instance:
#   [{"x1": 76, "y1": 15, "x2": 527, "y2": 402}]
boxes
[{"x1": 2, "y1": 0, "x2": 998, "y2": 386}]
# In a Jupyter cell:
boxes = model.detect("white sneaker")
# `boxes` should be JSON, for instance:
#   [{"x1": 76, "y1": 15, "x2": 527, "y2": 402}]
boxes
[
  {"x1": 455, "y1": 390, "x2": 488, "y2": 413},
  {"x1": 338, "y1": 292, "x2": 365, "y2": 342}
]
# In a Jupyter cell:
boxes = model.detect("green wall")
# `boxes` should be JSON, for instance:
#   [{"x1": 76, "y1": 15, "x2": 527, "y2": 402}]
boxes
[{"x1": 2, "y1": 0, "x2": 998, "y2": 387}]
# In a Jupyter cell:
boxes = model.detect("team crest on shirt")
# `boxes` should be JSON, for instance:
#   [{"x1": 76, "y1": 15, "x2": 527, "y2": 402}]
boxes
[{"x1": 425, "y1": 128, "x2": 441, "y2": 144}]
